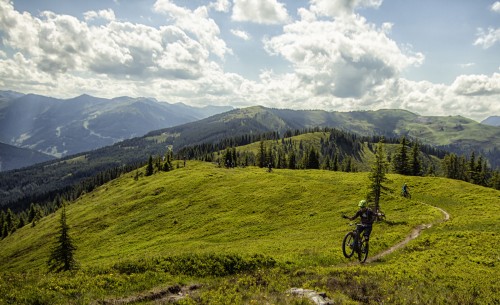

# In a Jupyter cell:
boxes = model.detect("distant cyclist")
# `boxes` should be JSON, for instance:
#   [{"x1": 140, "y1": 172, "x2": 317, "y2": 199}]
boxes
[
  {"x1": 402, "y1": 183, "x2": 410, "y2": 198},
  {"x1": 343, "y1": 200, "x2": 375, "y2": 241}
]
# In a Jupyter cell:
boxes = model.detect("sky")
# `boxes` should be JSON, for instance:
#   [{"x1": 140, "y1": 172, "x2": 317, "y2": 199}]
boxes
[{"x1": 0, "y1": 0, "x2": 499, "y2": 122}]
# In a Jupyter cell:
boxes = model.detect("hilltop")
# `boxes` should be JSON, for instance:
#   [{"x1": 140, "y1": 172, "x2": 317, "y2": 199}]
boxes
[{"x1": 0, "y1": 161, "x2": 498, "y2": 304}]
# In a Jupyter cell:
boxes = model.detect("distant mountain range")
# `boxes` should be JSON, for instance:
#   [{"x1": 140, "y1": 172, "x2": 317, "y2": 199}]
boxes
[
  {"x1": 148, "y1": 106, "x2": 500, "y2": 163},
  {"x1": 482, "y1": 116, "x2": 500, "y2": 127},
  {"x1": 1, "y1": 90, "x2": 499, "y2": 173},
  {"x1": 0, "y1": 90, "x2": 232, "y2": 169}
]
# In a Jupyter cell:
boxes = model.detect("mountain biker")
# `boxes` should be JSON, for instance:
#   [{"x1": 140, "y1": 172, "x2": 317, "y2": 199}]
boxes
[
  {"x1": 343, "y1": 200, "x2": 375, "y2": 241},
  {"x1": 402, "y1": 182, "x2": 410, "y2": 196}
]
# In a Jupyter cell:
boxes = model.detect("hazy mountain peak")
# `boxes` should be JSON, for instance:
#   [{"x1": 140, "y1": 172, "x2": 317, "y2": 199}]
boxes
[{"x1": 481, "y1": 116, "x2": 500, "y2": 126}]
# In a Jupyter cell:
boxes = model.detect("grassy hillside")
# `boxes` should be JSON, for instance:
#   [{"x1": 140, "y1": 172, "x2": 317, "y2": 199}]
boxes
[{"x1": 0, "y1": 162, "x2": 498, "y2": 304}]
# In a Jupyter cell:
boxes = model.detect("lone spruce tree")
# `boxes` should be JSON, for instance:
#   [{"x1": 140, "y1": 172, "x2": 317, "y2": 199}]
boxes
[
  {"x1": 145, "y1": 155, "x2": 154, "y2": 176},
  {"x1": 368, "y1": 139, "x2": 389, "y2": 212},
  {"x1": 48, "y1": 203, "x2": 77, "y2": 272}
]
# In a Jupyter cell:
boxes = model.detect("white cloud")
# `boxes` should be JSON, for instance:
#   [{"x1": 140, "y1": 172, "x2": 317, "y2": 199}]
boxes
[
  {"x1": 451, "y1": 73, "x2": 500, "y2": 96},
  {"x1": 0, "y1": 0, "x2": 229, "y2": 87},
  {"x1": 351, "y1": 75, "x2": 500, "y2": 122},
  {"x1": 263, "y1": 14, "x2": 423, "y2": 98},
  {"x1": 230, "y1": 29, "x2": 251, "y2": 40},
  {"x1": 491, "y1": 1, "x2": 500, "y2": 13},
  {"x1": 83, "y1": 9, "x2": 116, "y2": 22},
  {"x1": 0, "y1": 0, "x2": 498, "y2": 122},
  {"x1": 459, "y1": 62, "x2": 475, "y2": 68},
  {"x1": 232, "y1": 0, "x2": 290, "y2": 24},
  {"x1": 209, "y1": 0, "x2": 231, "y2": 12},
  {"x1": 153, "y1": 0, "x2": 230, "y2": 58},
  {"x1": 474, "y1": 27, "x2": 500, "y2": 49},
  {"x1": 310, "y1": 0, "x2": 383, "y2": 17}
]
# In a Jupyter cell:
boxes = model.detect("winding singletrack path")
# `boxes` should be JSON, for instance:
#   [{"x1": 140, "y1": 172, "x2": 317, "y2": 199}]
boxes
[{"x1": 366, "y1": 204, "x2": 450, "y2": 263}]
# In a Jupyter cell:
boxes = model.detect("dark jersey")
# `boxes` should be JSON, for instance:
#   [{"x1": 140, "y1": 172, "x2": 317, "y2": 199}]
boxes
[{"x1": 353, "y1": 208, "x2": 375, "y2": 225}]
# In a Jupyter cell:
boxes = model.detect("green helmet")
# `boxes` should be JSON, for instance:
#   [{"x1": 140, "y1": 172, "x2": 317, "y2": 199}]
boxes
[{"x1": 358, "y1": 200, "x2": 367, "y2": 208}]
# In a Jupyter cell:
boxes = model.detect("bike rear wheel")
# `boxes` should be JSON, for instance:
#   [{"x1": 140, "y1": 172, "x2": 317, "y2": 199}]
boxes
[
  {"x1": 342, "y1": 232, "x2": 355, "y2": 258},
  {"x1": 358, "y1": 237, "x2": 369, "y2": 263}
]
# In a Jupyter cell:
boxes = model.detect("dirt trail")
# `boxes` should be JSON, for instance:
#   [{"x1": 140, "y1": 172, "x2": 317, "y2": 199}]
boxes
[
  {"x1": 366, "y1": 205, "x2": 450, "y2": 263},
  {"x1": 289, "y1": 205, "x2": 451, "y2": 305}
]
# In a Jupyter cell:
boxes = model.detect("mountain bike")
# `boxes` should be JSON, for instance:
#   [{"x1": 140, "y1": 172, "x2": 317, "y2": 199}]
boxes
[
  {"x1": 401, "y1": 189, "x2": 411, "y2": 199},
  {"x1": 342, "y1": 223, "x2": 369, "y2": 263}
]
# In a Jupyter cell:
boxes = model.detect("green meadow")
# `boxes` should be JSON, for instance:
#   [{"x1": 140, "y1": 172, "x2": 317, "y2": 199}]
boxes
[{"x1": 0, "y1": 161, "x2": 498, "y2": 304}]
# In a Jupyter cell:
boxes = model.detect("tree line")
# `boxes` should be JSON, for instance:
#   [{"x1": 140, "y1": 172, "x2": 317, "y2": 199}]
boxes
[{"x1": 3, "y1": 127, "x2": 498, "y2": 240}]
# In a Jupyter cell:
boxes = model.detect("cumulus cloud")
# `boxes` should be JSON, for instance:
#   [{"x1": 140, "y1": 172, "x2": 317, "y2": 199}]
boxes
[
  {"x1": 263, "y1": 14, "x2": 424, "y2": 98},
  {"x1": 153, "y1": 0, "x2": 230, "y2": 58},
  {"x1": 0, "y1": 0, "x2": 236, "y2": 100},
  {"x1": 1, "y1": 0, "x2": 498, "y2": 122},
  {"x1": 230, "y1": 29, "x2": 251, "y2": 40},
  {"x1": 0, "y1": 0, "x2": 230, "y2": 81},
  {"x1": 232, "y1": 0, "x2": 290, "y2": 24},
  {"x1": 83, "y1": 9, "x2": 116, "y2": 22},
  {"x1": 355, "y1": 75, "x2": 500, "y2": 122},
  {"x1": 474, "y1": 27, "x2": 500, "y2": 49},
  {"x1": 310, "y1": 0, "x2": 383, "y2": 17},
  {"x1": 491, "y1": 1, "x2": 500, "y2": 13},
  {"x1": 451, "y1": 73, "x2": 500, "y2": 96}
]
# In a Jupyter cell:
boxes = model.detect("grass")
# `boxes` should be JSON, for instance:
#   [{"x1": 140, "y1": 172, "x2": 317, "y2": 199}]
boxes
[{"x1": 0, "y1": 161, "x2": 498, "y2": 304}]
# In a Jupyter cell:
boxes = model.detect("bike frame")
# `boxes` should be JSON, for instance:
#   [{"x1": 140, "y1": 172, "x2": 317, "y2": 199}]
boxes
[{"x1": 342, "y1": 223, "x2": 369, "y2": 263}]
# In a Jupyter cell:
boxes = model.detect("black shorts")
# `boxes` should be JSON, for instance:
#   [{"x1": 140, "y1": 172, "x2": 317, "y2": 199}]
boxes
[{"x1": 357, "y1": 225, "x2": 373, "y2": 239}]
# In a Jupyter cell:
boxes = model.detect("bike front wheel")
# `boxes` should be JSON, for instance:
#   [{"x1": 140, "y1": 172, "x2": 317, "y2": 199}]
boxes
[
  {"x1": 342, "y1": 232, "x2": 355, "y2": 258},
  {"x1": 358, "y1": 238, "x2": 369, "y2": 263}
]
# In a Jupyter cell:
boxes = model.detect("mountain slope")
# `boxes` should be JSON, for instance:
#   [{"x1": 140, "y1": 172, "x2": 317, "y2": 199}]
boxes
[
  {"x1": 0, "y1": 91, "x2": 232, "y2": 160},
  {"x1": 149, "y1": 106, "x2": 500, "y2": 166},
  {"x1": 0, "y1": 142, "x2": 55, "y2": 171},
  {"x1": 482, "y1": 115, "x2": 500, "y2": 126},
  {"x1": 0, "y1": 162, "x2": 498, "y2": 304}
]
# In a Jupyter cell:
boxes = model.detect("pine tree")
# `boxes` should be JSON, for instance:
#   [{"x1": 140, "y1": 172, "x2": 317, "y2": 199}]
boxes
[
  {"x1": 145, "y1": 155, "x2": 154, "y2": 176},
  {"x1": 0, "y1": 210, "x2": 5, "y2": 234},
  {"x1": 266, "y1": 146, "x2": 274, "y2": 168},
  {"x1": 322, "y1": 155, "x2": 331, "y2": 170},
  {"x1": 332, "y1": 154, "x2": 339, "y2": 171},
  {"x1": 5, "y1": 208, "x2": 15, "y2": 235},
  {"x1": 28, "y1": 203, "x2": 36, "y2": 223},
  {"x1": 491, "y1": 171, "x2": 500, "y2": 190},
  {"x1": 410, "y1": 141, "x2": 422, "y2": 176},
  {"x1": 468, "y1": 152, "x2": 477, "y2": 183},
  {"x1": 307, "y1": 147, "x2": 320, "y2": 169},
  {"x1": 48, "y1": 204, "x2": 77, "y2": 272},
  {"x1": 288, "y1": 151, "x2": 296, "y2": 169},
  {"x1": 257, "y1": 141, "x2": 266, "y2": 168},
  {"x1": 2, "y1": 223, "x2": 8, "y2": 239},
  {"x1": 368, "y1": 139, "x2": 389, "y2": 212},
  {"x1": 232, "y1": 148, "x2": 237, "y2": 166},
  {"x1": 342, "y1": 156, "x2": 352, "y2": 172},
  {"x1": 393, "y1": 136, "x2": 411, "y2": 175}
]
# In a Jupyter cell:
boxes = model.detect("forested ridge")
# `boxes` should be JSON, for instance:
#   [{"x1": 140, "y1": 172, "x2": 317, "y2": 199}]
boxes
[{"x1": 2, "y1": 125, "x2": 499, "y2": 240}]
